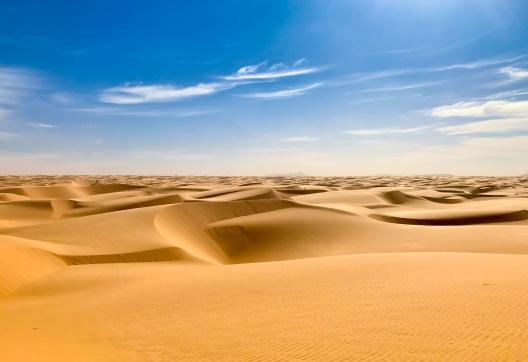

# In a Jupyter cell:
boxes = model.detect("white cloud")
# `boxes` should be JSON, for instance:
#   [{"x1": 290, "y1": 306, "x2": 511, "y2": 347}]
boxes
[
  {"x1": 335, "y1": 55, "x2": 525, "y2": 87},
  {"x1": 499, "y1": 66, "x2": 528, "y2": 81},
  {"x1": 27, "y1": 122, "x2": 57, "y2": 128},
  {"x1": 345, "y1": 125, "x2": 433, "y2": 136},
  {"x1": 484, "y1": 89, "x2": 528, "y2": 100},
  {"x1": 98, "y1": 59, "x2": 322, "y2": 105},
  {"x1": 236, "y1": 61, "x2": 267, "y2": 75},
  {"x1": 438, "y1": 118, "x2": 528, "y2": 135},
  {"x1": 99, "y1": 83, "x2": 232, "y2": 104},
  {"x1": 224, "y1": 59, "x2": 322, "y2": 81},
  {"x1": 432, "y1": 99, "x2": 528, "y2": 135},
  {"x1": 240, "y1": 82, "x2": 322, "y2": 99},
  {"x1": 293, "y1": 58, "x2": 307, "y2": 67},
  {"x1": 282, "y1": 136, "x2": 319, "y2": 142},
  {"x1": 430, "y1": 100, "x2": 528, "y2": 118},
  {"x1": 433, "y1": 55, "x2": 524, "y2": 71}
]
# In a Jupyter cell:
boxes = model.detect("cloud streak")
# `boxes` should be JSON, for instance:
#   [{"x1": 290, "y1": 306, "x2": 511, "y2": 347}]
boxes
[
  {"x1": 98, "y1": 58, "x2": 323, "y2": 105},
  {"x1": 336, "y1": 55, "x2": 525, "y2": 87},
  {"x1": 240, "y1": 83, "x2": 322, "y2": 99},
  {"x1": 499, "y1": 66, "x2": 528, "y2": 81},
  {"x1": 430, "y1": 100, "x2": 528, "y2": 118},
  {"x1": 484, "y1": 89, "x2": 528, "y2": 100},
  {"x1": 433, "y1": 55, "x2": 524, "y2": 71},
  {"x1": 345, "y1": 125, "x2": 433, "y2": 136},
  {"x1": 224, "y1": 59, "x2": 323, "y2": 81},
  {"x1": 100, "y1": 83, "x2": 232, "y2": 104},
  {"x1": 0, "y1": 66, "x2": 40, "y2": 106},
  {"x1": 27, "y1": 122, "x2": 57, "y2": 128},
  {"x1": 359, "y1": 81, "x2": 443, "y2": 93}
]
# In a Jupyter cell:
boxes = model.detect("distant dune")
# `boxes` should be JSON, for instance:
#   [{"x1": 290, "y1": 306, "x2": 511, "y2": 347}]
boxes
[{"x1": 0, "y1": 175, "x2": 527, "y2": 361}]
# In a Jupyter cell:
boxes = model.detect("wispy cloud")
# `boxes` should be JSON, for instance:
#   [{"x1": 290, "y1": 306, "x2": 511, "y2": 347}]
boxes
[
  {"x1": 27, "y1": 122, "x2": 57, "y2": 128},
  {"x1": 345, "y1": 125, "x2": 433, "y2": 136},
  {"x1": 433, "y1": 55, "x2": 524, "y2": 71},
  {"x1": 332, "y1": 69, "x2": 413, "y2": 87},
  {"x1": 438, "y1": 117, "x2": 528, "y2": 135},
  {"x1": 484, "y1": 89, "x2": 528, "y2": 100},
  {"x1": 359, "y1": 81, "x2": 443, "y2": 93},
  {"x1": 100, "y1": 83, "x2": 232, "y2": 104},
  {"x1": 430, "y1": 100, "x2": 528, "y2": 118},
  {"x1": 240, "y1": 82, "x2": 322, "y2": 99},
  {"x1": 336, "y1": 55, "x2": 525, "y2": 88},
  {"x1": 0, "y1": 66, "x2": 40, "y2": 105},
  {"x1": 74, "y1": 106, "x2": 218, "y2": 117},
  {"x1": 224, "y1": 59, "x2": 323, "y2": 81},
  {"x1": 499, "y1": 66, "x2": 528, "y2": 81},
  {"x1": 282, "y1": 136, "x2": 319, "y2": 142},
  {"x1": 382, "y1": 32, "x2": 490, "y2": 57},
  {"x1": 431, "y1": 99, "x2": 528, "y2": 135}
]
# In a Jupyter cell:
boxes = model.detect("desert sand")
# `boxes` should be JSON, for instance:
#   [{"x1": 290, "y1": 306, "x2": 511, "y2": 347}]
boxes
[{"x1": 0, "y1": 175, "x2": 527, "y2": 361}]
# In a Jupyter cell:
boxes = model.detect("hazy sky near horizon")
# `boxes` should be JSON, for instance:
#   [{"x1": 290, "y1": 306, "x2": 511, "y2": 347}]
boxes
[{"x1": 1, "y1": 0, "x2": 528, "y2": 175}]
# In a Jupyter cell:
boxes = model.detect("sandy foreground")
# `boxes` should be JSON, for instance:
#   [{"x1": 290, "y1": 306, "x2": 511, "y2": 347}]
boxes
[{"x1": 0, "y1": 175, "x2": 527, "y2": 361}]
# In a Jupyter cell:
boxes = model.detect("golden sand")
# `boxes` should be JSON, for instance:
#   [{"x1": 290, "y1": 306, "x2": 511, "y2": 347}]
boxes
[{"x1": 0, "y1": 175, "x2": 527, "y2": 361}]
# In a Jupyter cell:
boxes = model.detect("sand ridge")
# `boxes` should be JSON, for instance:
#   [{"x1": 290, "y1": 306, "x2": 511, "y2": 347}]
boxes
[{"x1": 0, "y1": 175, "x2": 527, "y2": 361}]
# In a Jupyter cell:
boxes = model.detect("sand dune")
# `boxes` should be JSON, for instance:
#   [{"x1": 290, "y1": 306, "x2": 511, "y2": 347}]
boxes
[{"x1": 0, "y1": 175, "x2": 527, "y2": 361}]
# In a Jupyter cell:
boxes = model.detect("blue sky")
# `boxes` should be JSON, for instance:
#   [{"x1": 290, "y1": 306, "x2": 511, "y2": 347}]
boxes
[{"x1": 1, "y1": 0, "x2": 528, "y2": 175}]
